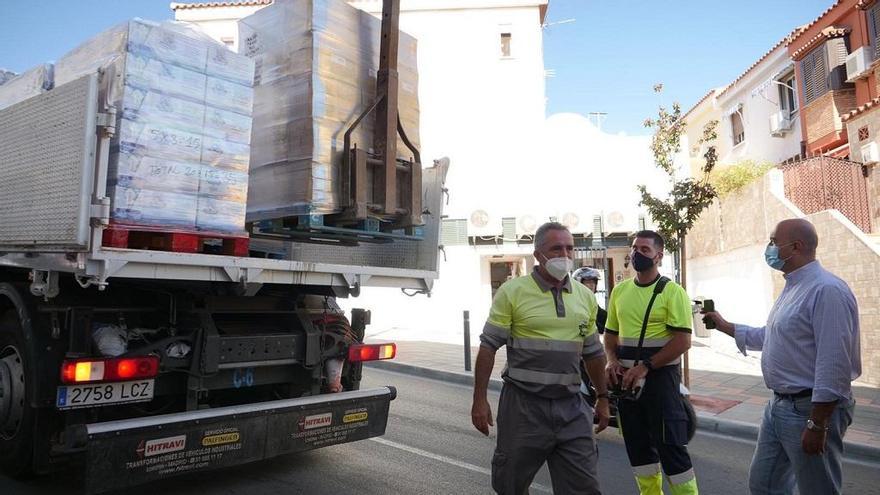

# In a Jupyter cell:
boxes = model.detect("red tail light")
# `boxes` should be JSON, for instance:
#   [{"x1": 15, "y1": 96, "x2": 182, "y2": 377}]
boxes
[
  {"x1": 60, "y1": 356, "x2": 159, "y2": 384},
  {"x1": 348, "y1": 343, "x2": 396, "y2": 362}
]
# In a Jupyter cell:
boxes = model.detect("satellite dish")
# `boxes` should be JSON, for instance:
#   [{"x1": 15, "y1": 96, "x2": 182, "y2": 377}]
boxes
[
  {"x1": 562, "y1": 212, "x2": 579, "y2": 229},
  {"x1": 518, "y1": 215, "x2": 537, "y2": 234},
  {"x1": 606, "y1": 211, "x2": 625, "y2": 229},
  {"x1": 470, "y1": 209, "x2": 489, "y2": 228}
]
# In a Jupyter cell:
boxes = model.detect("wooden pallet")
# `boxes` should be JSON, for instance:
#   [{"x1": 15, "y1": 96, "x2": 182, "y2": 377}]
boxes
[{"x1": 102, "y1": 227, "x2": 249, "y2": 257}]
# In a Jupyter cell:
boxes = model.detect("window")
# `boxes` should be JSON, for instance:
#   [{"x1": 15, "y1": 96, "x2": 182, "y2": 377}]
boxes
[
  {"x1": 777, "y1": 73, "x2": 798, "y2": 115},
  {"x1": 500, "y1": 33, "x2": 512, "y2": 57},
  {"x1": 859, "y1": 126, "x2": 870, "y2": 142},
  {"x1": 799, "y1": 37, "x2": 850, "y2": 106},
  {"x1": 731, "y1": 110, "x2": 745, "y2": 146}
]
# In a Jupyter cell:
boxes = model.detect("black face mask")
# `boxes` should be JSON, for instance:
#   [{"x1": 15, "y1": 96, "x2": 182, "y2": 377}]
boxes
[{"x1": 632, "y1": 251, "x2": 655, "y2": 272}]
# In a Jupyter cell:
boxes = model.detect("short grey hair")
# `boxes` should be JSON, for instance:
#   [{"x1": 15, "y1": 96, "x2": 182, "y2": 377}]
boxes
[{"x1": 534, "y1": 222, "x2": 570, "y2": 250}]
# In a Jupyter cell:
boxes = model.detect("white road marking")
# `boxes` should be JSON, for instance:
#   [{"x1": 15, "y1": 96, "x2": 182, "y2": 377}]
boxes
[{"x1": 369, "y1": 437, "x2": 553, "y2": 493}]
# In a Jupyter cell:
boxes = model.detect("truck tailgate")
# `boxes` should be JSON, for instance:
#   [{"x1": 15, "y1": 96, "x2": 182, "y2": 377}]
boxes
[{"x1": 82, "y1": 387, "x2": 396, "y2": 494}]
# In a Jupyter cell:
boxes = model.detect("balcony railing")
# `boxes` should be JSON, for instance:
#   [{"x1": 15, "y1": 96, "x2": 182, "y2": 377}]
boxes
[{"x1": 778, "y1": 156, "x2": 872, "y2": 233}]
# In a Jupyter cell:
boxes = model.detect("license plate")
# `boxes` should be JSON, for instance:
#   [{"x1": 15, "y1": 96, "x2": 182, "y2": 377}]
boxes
[{"x1": 56, "y1": 380, "x2": 154, "y2": 410}]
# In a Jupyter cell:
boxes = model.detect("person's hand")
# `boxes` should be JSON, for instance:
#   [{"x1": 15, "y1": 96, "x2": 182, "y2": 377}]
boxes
[
  {"x1": 622, "y1": 364, "x2": 648, "y2": 390},
  {"x1": 471, "y1": 396, "x2": 494, "y2": 436},
  {"x1": 702, "y1": 311, "x2": 734, "y2": 335},
  {"x1": 802, "y1": 427, "x2": 827, "y2": 455},
  {"x1": 606, "y1": 360, "x2": 624, "y2": 387},
  {"x1": 594, "y1": 397, "x2": 610, "y2": 434}
]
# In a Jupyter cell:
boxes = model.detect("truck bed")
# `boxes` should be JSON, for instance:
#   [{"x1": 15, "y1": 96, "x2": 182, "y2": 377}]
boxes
[{"x1": 0, "y1": 73, "x2": 446, "y2": 293}]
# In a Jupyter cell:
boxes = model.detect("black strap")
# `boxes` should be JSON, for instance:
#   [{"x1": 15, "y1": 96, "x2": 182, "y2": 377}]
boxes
[{"x1": 634, "y1": 276, "x2": 670, "y2": 366}]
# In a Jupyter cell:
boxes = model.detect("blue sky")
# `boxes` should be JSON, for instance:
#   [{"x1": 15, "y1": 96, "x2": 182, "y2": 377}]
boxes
[{"x1": 2, "y1": 0, "x2": 834, "y2": 134}]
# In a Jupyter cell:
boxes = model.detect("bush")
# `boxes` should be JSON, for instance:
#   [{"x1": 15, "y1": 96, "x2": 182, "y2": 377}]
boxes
[{"x1": 710, "y1": 160, "x2": 774, "y2": 197}]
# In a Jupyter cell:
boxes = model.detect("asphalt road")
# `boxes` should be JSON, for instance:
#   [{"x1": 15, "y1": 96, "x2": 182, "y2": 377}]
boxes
[{"x1": 3, "y1": 368, "x2": 878, "y2": 494}]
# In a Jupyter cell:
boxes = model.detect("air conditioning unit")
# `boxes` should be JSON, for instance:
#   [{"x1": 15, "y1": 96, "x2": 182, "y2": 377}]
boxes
[
  {"x1": 769, "y1": 110, "x2": 792, "y2": 137},
  {"x1": 468, "y1": 209, "x2": 501, "y2": 237},
  {"x1": 516, "y1": 215, "x2": 538, "y2": 237},
  {"x1": 861, "y1": 142, "x2": 879, "y2": 164},
  {"x1": 846, "y1": 47, "x2": 874, "y2": 82}
]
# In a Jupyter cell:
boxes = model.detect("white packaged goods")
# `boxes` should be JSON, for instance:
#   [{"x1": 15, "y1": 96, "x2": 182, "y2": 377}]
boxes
[
  {"x1": 239, "y1": 0, "x2": 420, "y2": 220},
  {"x1": 54, "y1": 18, "x2": 255, "y2": 234},
  {"x1": 0, "y1": 63, "x2": 53, "y2": 110}
]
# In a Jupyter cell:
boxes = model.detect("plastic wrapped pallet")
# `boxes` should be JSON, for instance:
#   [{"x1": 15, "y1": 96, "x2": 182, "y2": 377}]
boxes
[
  {"x1": 239, "y1": 0, "x2": 420, "y2": 220},
  {"x1": 54, "y1": 18, "x2": 255, "y2": 235},
  {"x1": 0, "y1": 69, "x2": 17, "y2": 86},
  {"x1": 0, "y1": 63, "x2": 53, "y2": 110}
]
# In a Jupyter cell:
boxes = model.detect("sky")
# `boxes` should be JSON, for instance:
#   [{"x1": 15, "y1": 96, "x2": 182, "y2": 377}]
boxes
[{"x1": 1, "y1": 0, "x2": 835, "y2": 135}]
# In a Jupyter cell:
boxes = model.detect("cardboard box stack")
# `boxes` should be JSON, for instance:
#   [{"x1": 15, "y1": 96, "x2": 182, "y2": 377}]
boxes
[
  {"x1": 239, "y1": 0, "x2": 420, "y2": 221},
  {"x1": 54, "y1": 19, "x2": 255, "y2": 234}
]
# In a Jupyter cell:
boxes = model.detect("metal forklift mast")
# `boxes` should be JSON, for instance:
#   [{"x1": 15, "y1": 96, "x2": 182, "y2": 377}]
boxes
[
  {"x1": 341, "y1": 0, "x2": 422, "y2": 229},
  {"x1": 374, "y1": 0, "x2": 401, "y2": 215}
]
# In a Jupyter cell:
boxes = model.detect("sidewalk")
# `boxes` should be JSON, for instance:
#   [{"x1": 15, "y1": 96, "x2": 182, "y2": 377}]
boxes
[{"x1": 366, "y1": 339, "x2": 880, "y2": 461}]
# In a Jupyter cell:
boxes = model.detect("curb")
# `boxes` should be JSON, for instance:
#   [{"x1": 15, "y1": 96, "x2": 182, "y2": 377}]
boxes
[{"x1": 367, "y1": 360, "x2": 880, "y2": 463}]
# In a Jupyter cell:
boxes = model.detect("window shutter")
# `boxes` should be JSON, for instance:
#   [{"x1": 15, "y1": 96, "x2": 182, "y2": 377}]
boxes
[
  {"x1": 800, "y1": 46, "x2": 828, "y2": 105},
  {"x1": 870, "y1": 4, "x2": 880, "y2": 59},
  {"x1": 441, "y1": 219, "x2": 468, "y2": 246},
  {"x1": 501, "y1": 217, "x2": 516, "y2": 240}
]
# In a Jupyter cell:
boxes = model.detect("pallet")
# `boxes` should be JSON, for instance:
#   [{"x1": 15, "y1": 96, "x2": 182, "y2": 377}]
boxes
[
  {"x1": 250, "y1": 215, "x2": 424, "y2": 246},
  {"x1": 102, "y1": 227, "x2": 249, "y2": 257}
]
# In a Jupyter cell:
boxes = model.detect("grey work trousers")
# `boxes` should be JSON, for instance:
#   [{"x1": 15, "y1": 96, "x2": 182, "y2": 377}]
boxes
[{"x1": 491, "y1": 384, "x2": 601, "y2": 495}]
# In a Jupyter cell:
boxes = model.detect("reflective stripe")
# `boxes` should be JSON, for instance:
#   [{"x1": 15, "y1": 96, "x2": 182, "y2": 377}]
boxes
[
  {"x1": 582, "y1": 333, "x2": 603, "y2": 356},
  {"x1": 509, "y1": 337, "x2": 581, "y2": 352},
  {"x1": 621, "y1": 336, "x2": 671, "y2": 347},
  {"x1": 582, "y1": 340, "x2": 603, "y2": 357},
  {"x1": 667, "y1": 468, "x2": 696, "y2": 485},
  {"x1": 619, "y1": 357, "x2": 680, "y2": 368},
  {"x1": 632, "y1": 463, "x2": 661, "y2": 476},
  {"x1": 483, "y1": 322, "x2": 510, "y2": 339},
  {"x1": 507, "y1": 367, "x2": 581, "y2": 385}
]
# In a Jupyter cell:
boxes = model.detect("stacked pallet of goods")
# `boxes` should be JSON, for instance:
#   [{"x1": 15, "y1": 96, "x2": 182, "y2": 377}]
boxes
[
  {"x1": 52, "y1": 19, "x2": 255, "y2": 252},
  {"x1": 238, "y1": 0, "x2": 420, "y2": 222}
]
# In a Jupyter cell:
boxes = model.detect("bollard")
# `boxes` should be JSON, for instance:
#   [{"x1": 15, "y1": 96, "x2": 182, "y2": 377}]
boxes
[{"x1": 463, "y1": 310, "x2": 472, "y2": 372}]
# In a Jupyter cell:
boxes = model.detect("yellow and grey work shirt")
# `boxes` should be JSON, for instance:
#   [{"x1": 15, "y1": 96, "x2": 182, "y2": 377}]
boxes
[
  {"x1": 480, "y1": 269, "x2": 603, "y2": 398},
  {"x1": 605, "y1": 275, "x2": 692, "y2": 368}
]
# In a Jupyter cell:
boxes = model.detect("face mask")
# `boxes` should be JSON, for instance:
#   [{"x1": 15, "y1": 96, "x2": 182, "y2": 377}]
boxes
[
  {"x1": 540, "y1": 253, "x2": 573, "y2": 281},
  {"x1": 631, "y1": 251, "x2": 656, "y2": 272},
  {"x1": 764, "y1": 243, "x2": 794, "y2": 271}
]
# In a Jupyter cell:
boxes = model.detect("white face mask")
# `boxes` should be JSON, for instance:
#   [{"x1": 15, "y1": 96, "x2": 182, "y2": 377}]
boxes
[{"x1": 540, "y1": 253, "x2": 573, "y2": 281}]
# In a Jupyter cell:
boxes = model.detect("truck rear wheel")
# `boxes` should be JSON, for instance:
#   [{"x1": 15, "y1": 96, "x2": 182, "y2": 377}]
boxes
[{"x1": 0, "y1": 310, "x2": 35, "y2": 476}]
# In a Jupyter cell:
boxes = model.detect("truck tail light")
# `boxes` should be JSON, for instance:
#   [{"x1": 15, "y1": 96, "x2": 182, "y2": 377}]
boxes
[
  {"x1": 347, "y1": 343, "x2": 396, "y2": 362},
  {"x1": 61, "y1": 356, "x2": 159, "y2": 384}
]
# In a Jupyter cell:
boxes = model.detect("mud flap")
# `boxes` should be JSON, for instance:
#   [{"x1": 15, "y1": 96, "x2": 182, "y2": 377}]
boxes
[{"x1": 83, "y1": 387, "x2": 396, "y2": 494}]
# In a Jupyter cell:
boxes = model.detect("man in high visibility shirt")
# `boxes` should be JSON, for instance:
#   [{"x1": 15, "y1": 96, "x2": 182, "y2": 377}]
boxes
[
  {"x1": 471, "y1": 222, "x2": 610, "y2": 495},
  {"x1": 604, "y1": 230, "x2": 698, "y2": 494}
]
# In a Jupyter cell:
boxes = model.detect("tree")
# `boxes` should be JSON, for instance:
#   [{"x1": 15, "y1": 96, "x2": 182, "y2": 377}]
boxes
[
  {"x1": 638, "y1": 85, "x2": 718, "y2": 287},
  {"x1": 639, "y1": 86, "x2": 718, "y2": 387}
]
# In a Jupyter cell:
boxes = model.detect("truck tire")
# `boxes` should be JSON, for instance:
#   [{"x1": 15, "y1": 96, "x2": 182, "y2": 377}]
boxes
[{"x1": 0, "y1": 309, "x2": 36, "y2": 476}]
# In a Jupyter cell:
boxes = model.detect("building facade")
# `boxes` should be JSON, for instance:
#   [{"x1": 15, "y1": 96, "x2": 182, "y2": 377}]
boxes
[{"x1": 715, "y1": 40, "x2": 804, "y2": 166}]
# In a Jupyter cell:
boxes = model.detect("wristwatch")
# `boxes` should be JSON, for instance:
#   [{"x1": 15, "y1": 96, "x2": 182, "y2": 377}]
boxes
[
  {"x1": 642, "y1": 359, "x2": 654, "y2": 372},
  {"x1": 806, "y1": 419, "x2": 829, "y2": 432}
]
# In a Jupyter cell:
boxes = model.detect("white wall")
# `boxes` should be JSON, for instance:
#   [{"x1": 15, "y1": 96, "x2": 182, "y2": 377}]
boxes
[{"x1": 716, "y1": 47, "x2": 802, "y2": 166}]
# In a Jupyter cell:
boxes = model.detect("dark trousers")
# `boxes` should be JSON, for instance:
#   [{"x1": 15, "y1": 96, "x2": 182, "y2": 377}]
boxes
[
  {"x1": 492, "y1": 384, "x2": 601, "y2": 495},
  {"x1": 617, "y1": 366, "x2": 693, "y2": 478}
]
